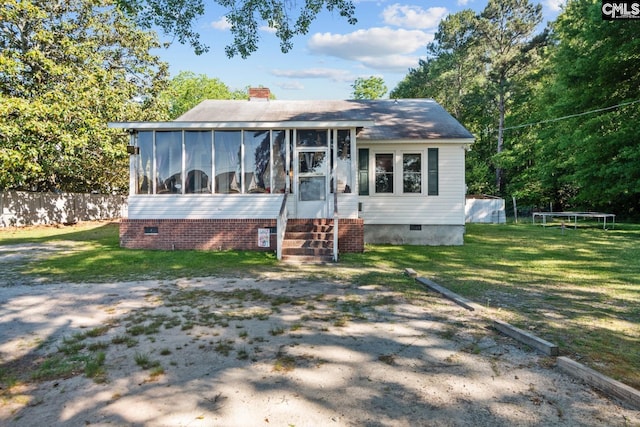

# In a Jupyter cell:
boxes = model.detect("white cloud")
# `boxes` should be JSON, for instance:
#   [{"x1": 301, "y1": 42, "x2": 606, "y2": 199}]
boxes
[
  {"x1": 356, "y1": 54, "x2": 424, "y2": 73},
  {"x1": 457, "y1": 0, "x2": 470, "y2": 6},
  {"x1": 271, "y1": 68, "x2": 354, "y2": 82},
  {"x1": 381, "y1": 4, "x2": 448, "y2": 29},
  {"x1": 276, "y1": 81, "x2": 305, "y2": 91},
  {"x1": 309, "y1": 27, "x2": 432, "y2": 58},
  {"x1": 212, "y1": 17, "x2": 278, "y2": 34},
  {"x1": 260, "y1": 25, "x2": 277, "y2": 34},
  {"x1": 544, "y1": 0, "x2": 566, "y2": 12},
  {"x1": 211, "y1": 17, "x2": 231, "y2": 31},
  {"x1": 307, "y1": 27, "x2": 432, "y2": 72}
]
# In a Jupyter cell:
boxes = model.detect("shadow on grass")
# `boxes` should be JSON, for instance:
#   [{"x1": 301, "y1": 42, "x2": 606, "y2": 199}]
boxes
[{"x1": 2, "y1": 221, "x2": 639, "y2": 390}]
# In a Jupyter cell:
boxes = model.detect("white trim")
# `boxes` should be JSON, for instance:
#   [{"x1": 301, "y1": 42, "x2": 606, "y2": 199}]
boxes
[
  {"x1": 365, "y1": 138, "x2": 474, "y2": 145},
  {"x1": 109, "y1": 121, "x2": 374, "y2": 130}
]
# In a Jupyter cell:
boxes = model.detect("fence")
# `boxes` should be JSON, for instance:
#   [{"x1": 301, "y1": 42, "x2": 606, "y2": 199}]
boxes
[
  {"x1": 0, "y1": 191, "x2": 127, "y2": 227},
  {"x1": 465, "y1": 195, "x2": 506, "y2": 224}
]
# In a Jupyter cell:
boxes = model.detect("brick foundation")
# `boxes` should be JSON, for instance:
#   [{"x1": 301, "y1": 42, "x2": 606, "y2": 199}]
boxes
[
  {"x1": 119, "y1": 219, "x2": 277, "y2": 251},
  {"x1": 119, "y1": 218, "x2": 365, "y2": 253},
  {"x1": 337, "y1": 218, "x2": 365, "y2": 253}
]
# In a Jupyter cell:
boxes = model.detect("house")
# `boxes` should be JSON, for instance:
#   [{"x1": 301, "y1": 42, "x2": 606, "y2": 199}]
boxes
[{"x1": 110, "y1": 89, "x2": 474, "y2": 262}]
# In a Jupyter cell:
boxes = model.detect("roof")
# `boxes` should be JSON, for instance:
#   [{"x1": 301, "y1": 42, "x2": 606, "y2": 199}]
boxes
[{"x1": 111, "y1": 99, "x2": 475, "y2": 142}]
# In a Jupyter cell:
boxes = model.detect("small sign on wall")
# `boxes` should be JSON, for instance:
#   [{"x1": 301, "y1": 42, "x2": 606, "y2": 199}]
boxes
[{"x1": 258, "y1": 228, "x2": 270, "y2": 248}]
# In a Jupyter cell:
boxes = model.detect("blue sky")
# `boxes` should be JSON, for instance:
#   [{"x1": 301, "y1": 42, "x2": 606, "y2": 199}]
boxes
[{"x1": 156, "y1": 0, "x2": 565, "y2": 100}]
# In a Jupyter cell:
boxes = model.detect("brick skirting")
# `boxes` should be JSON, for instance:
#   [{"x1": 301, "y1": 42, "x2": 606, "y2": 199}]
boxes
[
  {"x1": 120, "y1": 219, "x2": 277, "y2": 251},
  {"x1": 337, "y1": 218, "x2": 365, "y2": 253},
  {"x1": 119, "y1": 218, "x2": 364, "y2": 253}
]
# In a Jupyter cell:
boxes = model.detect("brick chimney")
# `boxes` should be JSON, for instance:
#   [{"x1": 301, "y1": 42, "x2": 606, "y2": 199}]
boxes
[{"x1": 248, "y1": 87, "x2": 270, "y2": 101}]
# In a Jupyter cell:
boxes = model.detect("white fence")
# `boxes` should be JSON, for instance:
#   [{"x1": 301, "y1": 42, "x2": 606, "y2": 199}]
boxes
[
  {"x1": 465, "y1": 196, "x2": 506, "y2": 224},
  {"x1": 1, "y1": 191, "x2": 127, "y2": 227}
]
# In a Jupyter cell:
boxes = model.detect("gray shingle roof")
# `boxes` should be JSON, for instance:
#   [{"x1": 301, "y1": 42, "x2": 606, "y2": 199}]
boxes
[{"x1": 176, "y1": 99, "x2": 474, "y2": 141}]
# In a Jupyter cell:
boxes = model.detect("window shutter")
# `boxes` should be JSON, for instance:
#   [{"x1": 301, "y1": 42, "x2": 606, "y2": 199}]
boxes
[
  {"x1": 428, "y1": 148, "x2": 439, "y2": 196},
  {"x1": 358, "y1": 148, "x2": 369, "y2": 196}
]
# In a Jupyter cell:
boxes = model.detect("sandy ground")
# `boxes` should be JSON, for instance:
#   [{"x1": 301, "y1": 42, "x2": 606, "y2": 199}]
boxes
[{"x1": 1, "y1": 244, "x2": 639, "y2": 426}]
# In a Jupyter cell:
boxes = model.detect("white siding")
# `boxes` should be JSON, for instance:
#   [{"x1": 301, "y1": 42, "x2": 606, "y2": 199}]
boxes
[
  {"x1": 284, "y1": 193, "x2": 358, "y2": 219},
  {"x1": 336, "y1": 193, "x2": 359, "y2": 219},
  {"x1": 127, "y1": 194, "x2": 284, "y2": 220},
  {"x1": 358, "y1": 144, "x2": 466, "y2": 225}
]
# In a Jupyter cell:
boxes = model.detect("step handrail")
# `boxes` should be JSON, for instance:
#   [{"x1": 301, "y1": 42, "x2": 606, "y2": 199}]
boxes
[
  {"x1": 276, "y1": 193, "x2": 288, "y2": 261},
  {"x1": 333, "y1": 191, "x2": 339, "y2": 262}
]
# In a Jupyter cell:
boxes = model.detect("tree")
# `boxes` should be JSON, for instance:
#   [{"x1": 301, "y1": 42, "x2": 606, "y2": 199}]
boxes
[
  {"x1": 115, "y1": 0, "x2": 357, "y2": 58},
  {"x1": 390, "y1": 10, "x2": 497, "y2": 195},
  {"x1": 162, "y1": 71, "x2": 248, "y2": 119},
  {"x1": 0, "y1": 0, "x2": 169, "y2": 193},
  {"x1": 535, "y1": 0, "x2": 640, "y2": 214},
  {"x1": 476, "y1": 0, "x2": 545, "y2": 193},
  {"x1": 351, "y1": 76, "x2": 387, "y2": 100}
]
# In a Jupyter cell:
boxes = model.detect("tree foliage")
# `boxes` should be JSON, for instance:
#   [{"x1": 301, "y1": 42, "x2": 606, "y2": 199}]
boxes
[
  {"x1": 535, "y1": 0, "x2": 640, "y2": 213},
  {"x1": 351, "y1": 76, "x2": 387, "y2": 100},
  {"x1": 114, "y1": 0, "x2": 358, "y2": 58},
  {"x1": 392, "y1": 0, "x2": 639, "y2": 216},
  {"x1": 0, "y1": 0, "x2": 170, "y2": 193},
  {"x1": 162, "y1": 71, "x2": 248, "y2": 119}
]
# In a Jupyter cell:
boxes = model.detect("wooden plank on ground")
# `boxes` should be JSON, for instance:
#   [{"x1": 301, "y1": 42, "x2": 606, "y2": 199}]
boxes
[
  {"x1": 404, "y1": 268, "x2": 418, "y2": 278},
  {"x1": 557, "y1": 356, "x2": 640, "y2": 410},
  {"x1": 416, "y1": 277, "x2": 482, "y2": 311},
  {"x1": 492, "y1": 319, "x2": 559, "y2": 356}
]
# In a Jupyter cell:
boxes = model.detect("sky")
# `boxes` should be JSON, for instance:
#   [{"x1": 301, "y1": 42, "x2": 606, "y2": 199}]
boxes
[{"x1": 155, "y1": 0, "x2": 565, "y2": 100}]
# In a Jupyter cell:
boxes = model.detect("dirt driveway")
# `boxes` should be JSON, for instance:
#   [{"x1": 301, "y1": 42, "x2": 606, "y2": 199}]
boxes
[{"x1": 0, "y1": 246, "x2": 638, "y2": 426}]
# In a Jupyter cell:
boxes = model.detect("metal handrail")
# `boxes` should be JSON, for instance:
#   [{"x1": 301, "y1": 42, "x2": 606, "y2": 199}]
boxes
[{"x1": 276, "y1": 193, "x2": 288, "y2": 260}]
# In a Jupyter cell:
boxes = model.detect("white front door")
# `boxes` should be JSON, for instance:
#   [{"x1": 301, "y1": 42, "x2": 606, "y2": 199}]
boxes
[{"x1": 296, "y1": 149, "x2": 329, "y2": 218}]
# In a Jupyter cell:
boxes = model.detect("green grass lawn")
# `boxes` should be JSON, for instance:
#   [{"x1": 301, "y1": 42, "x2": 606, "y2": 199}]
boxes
[{"x1": 1, "y1": 220, "x2": 638, "y2": 389}]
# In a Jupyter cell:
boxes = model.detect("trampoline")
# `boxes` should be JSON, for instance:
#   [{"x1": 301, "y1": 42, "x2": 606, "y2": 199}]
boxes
[{"x1": 532, "y1": 212, "x2": 615, "y2": 230}]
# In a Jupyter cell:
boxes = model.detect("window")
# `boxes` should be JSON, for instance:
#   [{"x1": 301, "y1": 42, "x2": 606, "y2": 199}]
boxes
[
  {"x1": 403, "y1": 153, "x2": 422, "y2": 193},
  {"x1": 155, "y1": 131, "x2": 182, "y2": 194},
  {"x1": 244, "y1": 131, "x2": 270, "y2": 193},
  {"x1": 214, "y1": 131, "x2": 241, "y2": 193},
  {"x1": 297, "y1": 129, "x2": 327, "y2": 147},
  {"x1": 271, "y1": 130, "x2": 287, "y2": 193},
  {"x1": 185, "y1": 131, "x2": 212, "y2": 194},
  {"x1": 136, "y1": 131, "x2": 153, "y2": 194},
  {"x1": 375, "y1": 153, "x2": 394, "y2": 193},
  {"x1": 335, "y1": 130, "x2": 352, "y2": 193},
  {"x1": 358, "y1": 148, "x2": 369, "y2": 196},
  {"x1": 428, "y1": 148, "x2": 439, "y2": 196}
]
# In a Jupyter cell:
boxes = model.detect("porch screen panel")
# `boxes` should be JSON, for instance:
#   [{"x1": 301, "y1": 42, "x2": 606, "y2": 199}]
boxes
[
  {"x1": 155, "y1": 131, "x2": 182, "y2": 194},
  {"x1": 428, "y1": 148, "x2": 439, "y2": 196},
  {"x1": 403, "y1": 153, "x2": 422, "y2": 193},
  {"x1": 136, "y1": 131, "x2": 153, "y2": 194},
  {"x1": 244, "y1": 131, "x2": 270, "y2": 193},
  {"x1": 214, "y1": 131, "x2": 241, "y2": 193},
  {"x1": 375, "y1": 153, "x2": 394, "y2": 193},
  {"x1": 297, "y1": 129, "x2": 327, "y2": 147},
  {"x1": 336, "y1": 130, "x2": 352, "y2": 193},
  {"x1": 272, "y1": 130, "x2": 287, "y2": 193},
  {"x1": 185, "y1": 131, "x2": 212, "y2": 194},
  {"x1": 358, "y1": 148, "x2": 369, "y2": 196}
]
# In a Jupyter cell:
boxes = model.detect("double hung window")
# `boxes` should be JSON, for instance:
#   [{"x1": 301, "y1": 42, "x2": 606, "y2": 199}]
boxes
[
  {"x1": 359, "y1": 148, "x2": 439, "y2": 196},
  {"x1": 375, "y1": 153, "x2": 394, "y2": 193},
  {"x1": 403, "y1": 153, "x2": 421, "y2": 193}
]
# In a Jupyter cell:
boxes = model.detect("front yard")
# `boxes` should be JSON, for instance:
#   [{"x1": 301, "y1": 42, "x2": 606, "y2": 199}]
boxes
[{"x1": 1, "y1": 220, "x2": 639, "y2": 391}]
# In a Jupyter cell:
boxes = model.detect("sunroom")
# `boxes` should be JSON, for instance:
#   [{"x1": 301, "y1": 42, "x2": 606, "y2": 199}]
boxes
[{"x1": 115, "y1": 121, "x2": 370, "y2": 262}]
